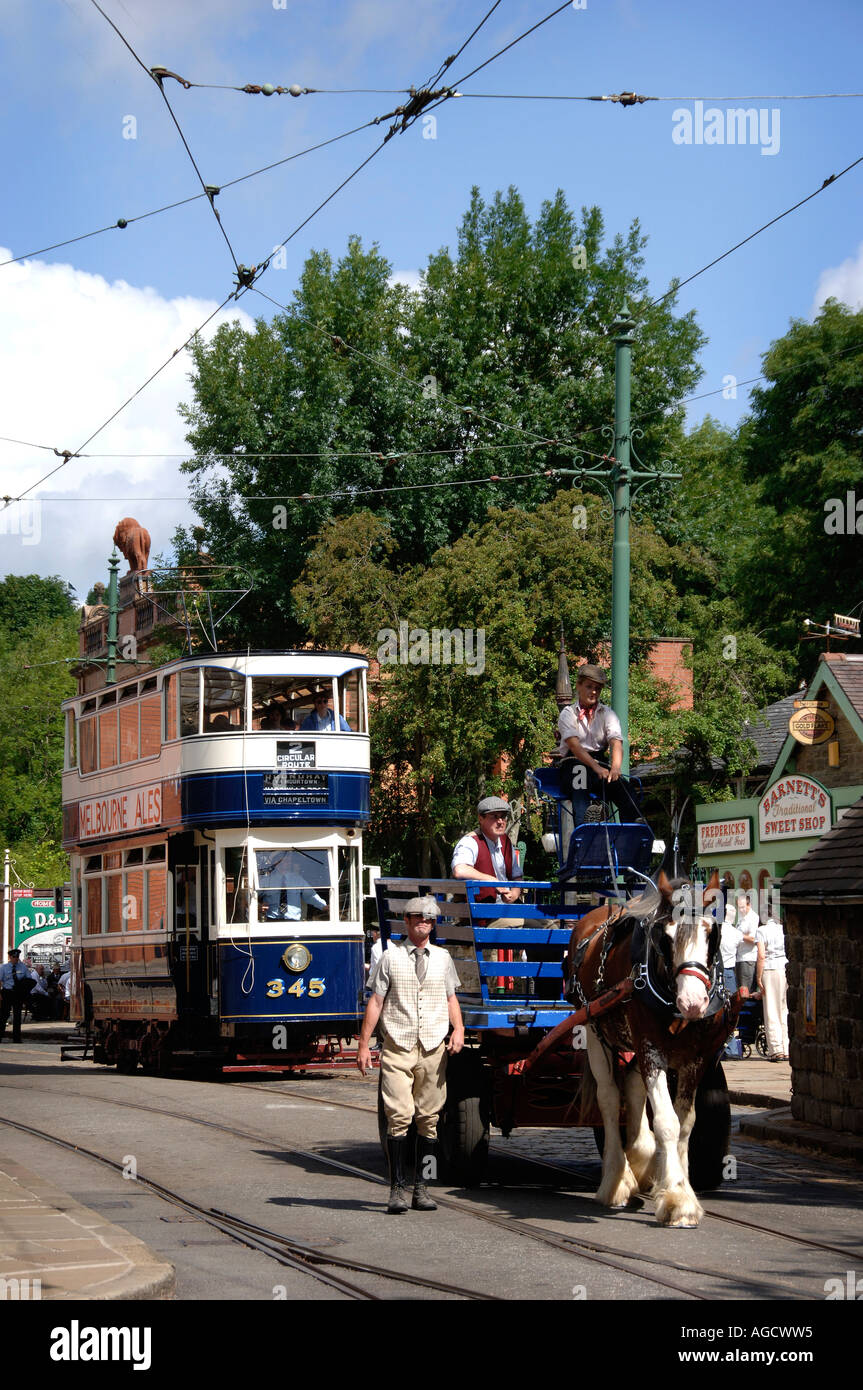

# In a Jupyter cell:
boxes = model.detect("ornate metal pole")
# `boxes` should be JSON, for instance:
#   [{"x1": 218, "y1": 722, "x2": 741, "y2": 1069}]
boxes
[
  {"x1": 553, "y1": 301, "x2": 681, "y2": 778},
  {"x1": 106, "y1": 549, "x2": 120, "y2": 685},
  {"x1": 611, "y1": 302, "x2": 634, "y2": 773}
]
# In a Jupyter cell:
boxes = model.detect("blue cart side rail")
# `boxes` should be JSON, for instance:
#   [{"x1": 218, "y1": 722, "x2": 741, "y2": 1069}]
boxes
[{"x1": 374, "y1": 876, "x2": 594, "y2": 1031}]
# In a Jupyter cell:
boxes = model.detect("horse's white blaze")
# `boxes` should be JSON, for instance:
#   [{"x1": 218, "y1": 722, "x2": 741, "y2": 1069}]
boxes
[{"x1": 671, "y1": 916, "x2": 713, "y2": 1019}]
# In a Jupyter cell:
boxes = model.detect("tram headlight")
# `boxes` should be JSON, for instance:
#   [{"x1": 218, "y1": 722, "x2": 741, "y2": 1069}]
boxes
[{"x1": 282, "y1": 944, "x2": 312, "y2": 973}]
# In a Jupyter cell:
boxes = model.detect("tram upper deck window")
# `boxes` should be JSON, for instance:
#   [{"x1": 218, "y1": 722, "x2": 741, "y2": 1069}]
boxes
[
  {"x1": 203, "y1": 668, "x2": 244, "y2": 731},
  {"x1": 79, "y1": 717, "x2": 97, "y2": 774},
  {"x1": 341, "y1": 669, "x2": 366, "y2": 734},
  {"x1": 179, "y1": 669, "x2": 199, "y2": 737},
  {"x1": 255, "y1": 848, "x2": 330, "y2": 922},
  {"x1": 251, "y1": 676, "x2": 354, "y2": 732},
  {"x1": 66, "y1": 710, "x2": 77, "y2": 770}
]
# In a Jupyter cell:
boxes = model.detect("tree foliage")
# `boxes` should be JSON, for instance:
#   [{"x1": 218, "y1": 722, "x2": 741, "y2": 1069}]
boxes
[
  {"x1": 0, "y1": 577, "x2": 77, "y2": 885},
  {"x1": 177, "y1": 188, "x2": 704, "y2": 645}
]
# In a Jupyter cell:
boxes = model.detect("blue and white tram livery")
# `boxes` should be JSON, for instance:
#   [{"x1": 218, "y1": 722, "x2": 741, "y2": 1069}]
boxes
[{"x1": 62, "y1": 651, "x2": 370, "y2": 1071}]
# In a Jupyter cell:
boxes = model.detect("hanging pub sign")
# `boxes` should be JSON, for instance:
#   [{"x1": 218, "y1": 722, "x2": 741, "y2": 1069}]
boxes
[
  {"x1": 788, "y1": 700, "x2": 835, "y2": 745},
  {"x1": 697, "y1": 818, "x2": 752, "y2": 855},
  {"x1": 759, "y1": 775, "x2": 832, "y2": 842}
]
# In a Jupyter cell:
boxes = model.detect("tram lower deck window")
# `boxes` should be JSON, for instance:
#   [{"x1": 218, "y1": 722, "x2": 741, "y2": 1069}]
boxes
[{"x1": 255, "y1": 847, "x2": 330, "y2": 922}]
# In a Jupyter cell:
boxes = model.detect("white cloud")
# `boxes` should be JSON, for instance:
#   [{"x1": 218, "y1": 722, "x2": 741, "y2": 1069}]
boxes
[
  {"x1": 812, "y1": 242, "x2": 863, "y2": 316},
  {"x1": 0, "y1": 248, "x2": 253, "y2": 599},
  {"x1": 389, "y1": 269, "x2": 423, "y2": 292}
]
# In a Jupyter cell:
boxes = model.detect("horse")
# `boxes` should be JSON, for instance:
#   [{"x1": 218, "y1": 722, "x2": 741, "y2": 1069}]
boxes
[{"x1": 566, "y1": 869, "x2": 740, "y2": 1228}]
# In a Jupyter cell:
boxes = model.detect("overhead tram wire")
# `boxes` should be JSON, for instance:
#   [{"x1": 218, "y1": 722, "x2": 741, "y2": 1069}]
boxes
[
  {"x1": 453, "y1": 89, "x2": 863, "y2": 103},
  {"x1": 90, "y1": 0, "x2": 242, "y2": 279},
  {"x1": 6, "y1": 290, "x2": 242, "y2": 507},
  {"x1": 250, "y1": 283, "x2": 561, "y2": 453},
  {"x1": 528, "y1": 148, "x2": 863, "y2": 392},
  {"x1": 5, "y1": 326, "x2": 861, "y2": 494},
  {"x1": 649, "y1": 152, "x2": 863, "y2": 309},
  {"x1": 6, "y1": 5, "x2": 565, "y2": 508},
  {"x1": 0, "y1": 117, "x2": 382, "y2": 271}
]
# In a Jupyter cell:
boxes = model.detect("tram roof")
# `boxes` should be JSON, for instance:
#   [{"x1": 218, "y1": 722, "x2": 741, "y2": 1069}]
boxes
[{"x1": 63, "y1": 649, "x2": 368, "y2": 708}]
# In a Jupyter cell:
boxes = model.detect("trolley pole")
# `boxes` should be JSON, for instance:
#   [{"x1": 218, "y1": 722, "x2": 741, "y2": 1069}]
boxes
[
  {"x1": 106, "y1": 549, "x2": 120, "y2": 686},
  {"x1": 553, "y1": 300, "x2": 681, "y2": 774},
  {"x1": 2, "y1": 847, "x2": 10, "y2": 957},
  {"x1": 611, "y1": 304, "x2": 634, "y2": 773}
]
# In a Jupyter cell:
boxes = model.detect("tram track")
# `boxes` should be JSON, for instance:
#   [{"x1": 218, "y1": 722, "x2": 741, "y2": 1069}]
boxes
[
  {"x1": 0, "y1": 1112, "x2": 497, "y2": 1302},
  {"x1": 233, "y1": 1079, "x2": 863, "y2": 1266},
  {"x1": 4, "y1": 1075, "x2": 847, "y2": 1300}
]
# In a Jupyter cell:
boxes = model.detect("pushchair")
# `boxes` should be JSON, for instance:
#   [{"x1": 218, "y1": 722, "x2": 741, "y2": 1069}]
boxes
[{"x1": 735, "y1": 994, "x2": 768, "y2": 1059}]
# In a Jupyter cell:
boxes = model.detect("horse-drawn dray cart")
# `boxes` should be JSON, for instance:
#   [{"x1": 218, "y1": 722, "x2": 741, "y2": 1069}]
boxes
[{"x1": 373, "y1": 810, "x2": 738, "y2": 1217}]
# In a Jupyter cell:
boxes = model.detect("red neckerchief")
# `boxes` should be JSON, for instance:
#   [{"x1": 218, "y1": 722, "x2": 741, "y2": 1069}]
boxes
[{"x1": 577, "y1": 702, "x2": 598, "y2": 725}]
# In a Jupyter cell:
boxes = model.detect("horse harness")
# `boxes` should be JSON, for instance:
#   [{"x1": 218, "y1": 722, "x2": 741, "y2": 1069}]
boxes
[{"x1": 568, "y1": 901, "x2": 726, "y2": 1021}]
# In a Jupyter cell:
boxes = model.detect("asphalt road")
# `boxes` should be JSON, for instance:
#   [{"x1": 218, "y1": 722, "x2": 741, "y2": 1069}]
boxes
[{"x1": 2, "y1": 1041, "x2": 862, "y2": 1311}]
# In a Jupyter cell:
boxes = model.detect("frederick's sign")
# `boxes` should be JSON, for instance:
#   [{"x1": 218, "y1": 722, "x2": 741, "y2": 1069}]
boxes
[
  {"x1": 78, "y1": 784, "x2": 162, "y2": 840},
  {"x1": 697, "y1": 819, "x2": 752, "y2": 854},
  {"x1": 759, "y1": 776, "x2": 831, "y2": 842}
]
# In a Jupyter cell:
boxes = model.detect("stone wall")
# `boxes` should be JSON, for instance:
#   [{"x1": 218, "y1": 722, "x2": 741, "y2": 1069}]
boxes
[{"x1": 787, "y1": 902, "x2": 863, "y2": 1134}]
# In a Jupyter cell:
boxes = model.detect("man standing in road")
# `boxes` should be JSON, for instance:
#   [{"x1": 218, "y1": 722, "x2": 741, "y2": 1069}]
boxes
[
  {"x1": 357, "y1": 898, "x2": 464, "y2": 1215},
  {"x1": 0, "y1": 948, "x2": 32, "y2": 1045},
  {"x1": 555, "y1": 664, "x2": 643, "y2": 826}
]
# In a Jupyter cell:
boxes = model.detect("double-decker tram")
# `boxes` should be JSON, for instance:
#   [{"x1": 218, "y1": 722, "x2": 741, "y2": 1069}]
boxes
[{"x1": 62, "y1": 652, "x2": 370, "y2": 1072}]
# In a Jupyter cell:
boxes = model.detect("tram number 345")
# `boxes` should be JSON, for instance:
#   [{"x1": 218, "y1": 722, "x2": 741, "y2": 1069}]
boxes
[{"x1": 266, "y1": 977, "x2": 326, "y2": 999}]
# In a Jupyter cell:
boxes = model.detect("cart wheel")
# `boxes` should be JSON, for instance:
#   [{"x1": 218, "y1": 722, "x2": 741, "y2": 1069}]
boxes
[
  {"x1": 756, "y1": 1025, "x2": 768, "y2": 1059},
  {"x1": 741, "y1": 1043, "x2": 752, "y2": 1060},
  {"x1": 687, "y1": 1059, "x2": 731, "y2": 1193},
  {"x1": 438, "y1": 1051, "x2": 490, "y2": 1188}
]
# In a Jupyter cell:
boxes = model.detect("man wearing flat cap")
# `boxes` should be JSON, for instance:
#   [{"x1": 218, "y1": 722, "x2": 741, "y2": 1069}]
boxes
[
  {"x1": 357, "y1": 897, "x2": 464, "y2": 1214},
  {"x1": 556, "y1": 664, "x2": 643, "y2": 827},
  {"x1": 451, "y1": 797, "x2": 523, "y2": 904},
  {"x1": 0, "y1": 948, "x2": 32, "y2": 1045}
]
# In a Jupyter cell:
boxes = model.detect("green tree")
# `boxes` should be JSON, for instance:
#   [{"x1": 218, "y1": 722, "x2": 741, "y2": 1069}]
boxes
[
  {"x1": 0, "y1": 574, "x2": 76, "y2": 639},
  {"x1": 734, "y1": 299, "x2": 863, "y2": 659},
  {"x1": 294, "y1": 494, "x2": 696, "y2": 872},
  {"x1": 177, "y1": 188, "x2": 705, "y2": 645},
  {"x1": 0, "y1": 607, "x2": 77, "y2": 884}
]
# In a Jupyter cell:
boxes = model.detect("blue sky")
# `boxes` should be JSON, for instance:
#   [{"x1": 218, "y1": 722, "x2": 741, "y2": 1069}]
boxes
[{"x1": 1, "y1": 0, "x2": 861, "y2": 599}]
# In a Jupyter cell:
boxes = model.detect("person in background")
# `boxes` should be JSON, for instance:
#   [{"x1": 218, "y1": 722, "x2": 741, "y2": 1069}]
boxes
[
  {"x1": 756, "y1": 911, "x2": 789, "y2": 1062},
  {"x1": 734, "y1": 893, "x2": 760, "y2": 992},
  {"x1": 719, "y1": 902, "x2": 741, "y2": 997},
  {"x1": 0, "y1": 948, "x2": 31, "y2": 1043},
  {"x1": 301, "y1": 689, "x2": 351, "y2": 732}
]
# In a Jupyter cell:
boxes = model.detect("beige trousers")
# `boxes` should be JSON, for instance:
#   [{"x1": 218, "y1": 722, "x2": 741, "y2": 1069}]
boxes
[
  {"x1": 380, "y1": 1037, "x2": 447, "y2": 1138},
  {"x1": 762, "y1": 968, "x2": 788, "y2": 1057}
]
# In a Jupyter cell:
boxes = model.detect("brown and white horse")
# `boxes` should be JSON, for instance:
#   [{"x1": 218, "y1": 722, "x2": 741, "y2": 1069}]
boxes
[{"x1": 567, "y1": 870, "x2": 740, "y2": 1227}]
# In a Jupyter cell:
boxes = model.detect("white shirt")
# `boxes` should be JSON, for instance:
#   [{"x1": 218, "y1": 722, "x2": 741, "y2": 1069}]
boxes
[
  {"x1": 451, "y1": 832, "x2": 523, "y2": 881},
  {"x1": 720, "y1": 918, "x2": 741, "y2": 970},
  {"x1": 735, "y1": 909, "x2": 760, "y2": 963},
  {"x1": 555, "y1": 701, "x2": 622, "y2": 758},
  {"x1": 757, "y1": 919, "x2": 787, "y2": 970}
]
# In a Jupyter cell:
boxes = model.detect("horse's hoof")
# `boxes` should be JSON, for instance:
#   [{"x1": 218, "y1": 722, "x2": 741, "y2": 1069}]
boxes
[{"x1": 654, "y1": 1190, "x2": 703, "y2": 1227}]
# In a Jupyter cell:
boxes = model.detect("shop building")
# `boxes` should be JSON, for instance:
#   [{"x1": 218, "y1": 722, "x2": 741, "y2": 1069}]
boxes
[{"x1": 694, "y1": 654, "x2": 863, "y2": 896}]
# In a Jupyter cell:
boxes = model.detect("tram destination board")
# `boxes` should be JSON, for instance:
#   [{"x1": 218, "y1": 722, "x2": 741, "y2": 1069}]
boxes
[
  {"x1": 263, "y1": 771, "x2": 329, "y2": 806},
  {"x1": 276, "y1": 740, "x2": 315, "y2": 769}
]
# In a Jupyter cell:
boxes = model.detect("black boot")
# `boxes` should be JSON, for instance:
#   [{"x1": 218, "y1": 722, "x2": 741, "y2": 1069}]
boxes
[
  {"x1": 412, "y1": 1136, "x2": 438, "y2": 1211},
  {"x1": 386, "y1": 1136, "x2": 409, "y2": 1214}
]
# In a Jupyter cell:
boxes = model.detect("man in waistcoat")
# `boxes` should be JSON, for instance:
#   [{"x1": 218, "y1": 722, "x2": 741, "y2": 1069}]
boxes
[
  {"x1": 451, "y1": 796, "x2": 523, "y2": 903},
  {"x1": 357, "y1": 897, "x2": 464, "y2": 1214}
]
